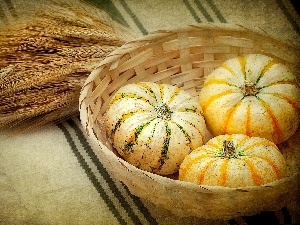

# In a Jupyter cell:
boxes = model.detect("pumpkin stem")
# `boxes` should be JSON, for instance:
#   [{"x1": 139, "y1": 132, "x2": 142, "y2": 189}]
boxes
[
  {"x1": 155, "y1": 103, "x2": 172, "y2": 120},
  {"x1": 222, "y1": 140, "x2": 236, "y2": 159},
  {"x1": 241, "y1": 80, "x2": 259, "y2": 96}
]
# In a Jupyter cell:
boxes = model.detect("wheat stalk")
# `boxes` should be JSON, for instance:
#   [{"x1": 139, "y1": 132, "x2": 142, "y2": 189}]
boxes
[{"x1": 0, "y1": 0, "x2": 135, "y2": 132}]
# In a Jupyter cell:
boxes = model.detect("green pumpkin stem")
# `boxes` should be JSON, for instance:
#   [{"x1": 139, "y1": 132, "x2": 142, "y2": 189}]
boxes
[{"x1": 222, "y1": 140, "x2": 236, "y2": 159}]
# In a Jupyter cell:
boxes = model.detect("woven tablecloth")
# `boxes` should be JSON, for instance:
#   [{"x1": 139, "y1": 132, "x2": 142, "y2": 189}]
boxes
[{"x1": 1, "y1": 0, "x2": 299, "y2": 224}]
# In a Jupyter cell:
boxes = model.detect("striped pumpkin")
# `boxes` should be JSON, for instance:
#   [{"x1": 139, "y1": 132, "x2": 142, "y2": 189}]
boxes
[
  {"x1": 179, "y1": 134, "x2": 287, "y2": 187},
  {"x1": 198, "y1": 54, "x2": 300, "y2": 144},
  {"x1": 106, "y1": 82, "x2": 208, "y2": 175}
]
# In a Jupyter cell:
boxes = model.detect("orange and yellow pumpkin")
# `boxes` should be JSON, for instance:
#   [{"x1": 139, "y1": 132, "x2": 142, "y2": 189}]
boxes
[
  {"x1": 106, "y1": 82, "x2": 208, "y2": 175},
  {"x1": 179, "y1": 134, "x2": 287, "y2": 187},
  {"x1": 198, "y1": 54, "x2": 300, "y2": 144}
]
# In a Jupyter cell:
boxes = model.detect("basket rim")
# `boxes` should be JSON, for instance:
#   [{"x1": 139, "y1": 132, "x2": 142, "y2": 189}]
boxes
[
  {"x1": 79, "y1": 22, "x2": 300, "y2": 193},
  {"x1": 105, "y1": 21, "x2": 300, "y2": 51},
  {"x1": 81, "y1": 22, "x2": 300, "y2": 90}
]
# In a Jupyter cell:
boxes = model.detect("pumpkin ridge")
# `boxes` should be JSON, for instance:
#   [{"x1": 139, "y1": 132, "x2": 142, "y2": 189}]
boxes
[
  {"x1": 179, "y1": 154, "x2": 210, "y2": 179},
  {"x1": 144, "y1": 119, "x2": 159, "y2": 148},
  {"x1": 167, "y1": 87, "x2": 181, "y2": 105},
  {"x1": 172, "y1": 121, "x2": 194, "y2": 150},
  {"x1": 176, "y1": 105, "x2": 198, "y2": 113},
  {"x1": 264, "y1": 92, "x2": 300, "y2": 115},
  {"x1": 187, "y1": 119, "x2": 205, "y2": 144},
  {"x1": 248, "y1": 155, "x2": 282, "y2": 179},
  {"x1": 243, "y1": 159, "x2": 263, "y2": 186},
  {"x1": 122, "y1": 118, "x2": 155, "y2": 154},
  {"x1": 217, "y1": 159, "x2": 229, "y2": 186},
  {"x1": 134, "y1": 119, "x2": 155, "y2": 140},
  {"x1": 221, "y1": 64, "x2": 236, "y2": 76},
  {"x1": 236, "y1": 135, "x2": 249, "y2": 146},
  {"x1": 136, "y1": 82, "x2": 158, "y2": 102},
  {"x1": 168, "y1": 97, "x2": 197, "y2": 112},
  {"x1": 172, "y1": 117, "x2": 205, "y2": 143},
  {"x1": 261, "y1": 80, "x2": 300, "y2": 88},
  {"x1": 197, "y1": 158, "x2": 218, "y2": 185},
  {"x1": 255, "y1": 60, "x2": 277, "y2": 85},
  {"x1": 203, "y1": 78, "x2": 237, "y2": 87},
  {"x1": 257, "y1": 97, "x2": 284, "y2": 143},
  {"x1": 155, "y1": 122, "x2": 171, "y2": 172},
  {"x1": 109, "y1": 92, "x2": 155, "y2": 107},
  {"x1": 245, "y1": 104, "x2": 252, "y2": 136},
  {"x1": 204, "y1": 141, "x2": 220, "y2": 152},
  {"x1": 158, "y1": 83, "x2": 165, "y2": 103},
  {"x1": 222, "y1": 99, "x2": 244, "y2": 133},
  {"x1": 238, "y1": 56, "x2": 247, "y2": 80},
  {"x1": 201, "y1": 90, "x2": 239, "y2": 113},
  {"x1": 243, "y1": 140, "x2": 278, "y2": 152},
  {"x1": 109, "y1": 108, "x2": 147, "y2": 138}
]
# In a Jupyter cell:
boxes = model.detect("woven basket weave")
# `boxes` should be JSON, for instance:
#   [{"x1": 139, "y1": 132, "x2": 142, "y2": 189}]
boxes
[{"x1": 79, "y1": 23, "x2": 300, "y2": 219}]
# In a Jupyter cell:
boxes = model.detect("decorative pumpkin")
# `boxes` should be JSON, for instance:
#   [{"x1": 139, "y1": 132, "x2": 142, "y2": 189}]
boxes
[
  {"x1": 179, "y1": 134, "x2": 287, "y2": 188},
  {"x1": 198, "y1": 54, "x2": 300, "y2": 144},
  {"x1": 106, "y1": 82, "x2": 208, "y2": 175}
]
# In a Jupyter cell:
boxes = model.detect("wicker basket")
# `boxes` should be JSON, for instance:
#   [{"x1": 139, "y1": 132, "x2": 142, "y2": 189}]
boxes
[{"x1": 79, "y1": 23, "x2": 300, "y2": 219}]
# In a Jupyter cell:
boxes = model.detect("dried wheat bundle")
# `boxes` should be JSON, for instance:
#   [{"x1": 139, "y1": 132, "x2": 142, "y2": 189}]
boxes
[{"x1": 0, "y1": 0, "x2": 135, "y2": 132}]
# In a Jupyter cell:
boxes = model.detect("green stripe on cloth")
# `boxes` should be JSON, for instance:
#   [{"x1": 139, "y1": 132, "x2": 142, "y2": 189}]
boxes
[
  {"x1": 118, "y1": 0, "x2": 148, "y2": 35},
  {"x1": 276, "y1": 0, "x2": 300, "y2": 34},
  {"x1": 61, "y1": 121, "x2": 143, "y2": 225},
  {"x1": 205, "y1": 0, "x2": 226, "y2": 23},
  {"x1": 63, "y1": 118, "x2": 158, "y2": 225},
  {"x1": 193, "y1": 0, "x2": 214, "y2": 22},
  {"x1": 184, "y1": 0, "x2": 226, "y2": 24},
  {"x1": 183, "y1": 0, "x2": 201, "y2": 23},
  {"x1": 121, "y1": 184, "x2": 159, "y2": 225},
  {"x1": 57, "y1": 123, "x2": 127, "y2": 225},
  {"x1": 65, "y1": 119, "x2": 149, "y2": 225},
  {"x1": 82, "y1": 0, "x2": 129, "y2": 26}
]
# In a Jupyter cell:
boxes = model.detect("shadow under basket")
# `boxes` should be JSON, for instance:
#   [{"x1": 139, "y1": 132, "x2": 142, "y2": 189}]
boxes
[{"x1": 79, "y1": 23, "x2": 300, "y2": 219}]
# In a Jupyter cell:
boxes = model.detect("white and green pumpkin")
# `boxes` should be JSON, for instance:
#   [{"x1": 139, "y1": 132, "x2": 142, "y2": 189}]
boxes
[{"x1": 105, "y1": 82, "x2": 208, "y2": 175}]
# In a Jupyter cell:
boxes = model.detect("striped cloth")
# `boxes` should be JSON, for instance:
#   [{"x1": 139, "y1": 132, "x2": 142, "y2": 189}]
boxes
[{"x1": 0, "y1": 0, "x2": 299, "y2": 224}]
